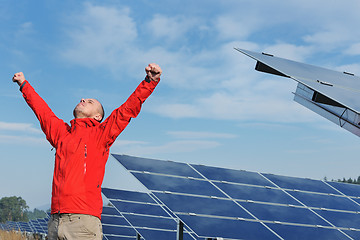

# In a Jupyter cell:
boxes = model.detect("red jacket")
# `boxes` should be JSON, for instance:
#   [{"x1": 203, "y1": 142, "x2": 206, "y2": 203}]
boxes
[{"x1": 20, "y1": 78, "x2": 159, "y2": 219}]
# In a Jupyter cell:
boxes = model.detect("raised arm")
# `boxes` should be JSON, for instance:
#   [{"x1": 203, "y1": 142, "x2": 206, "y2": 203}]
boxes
[
  {"x1": 12, "y1": 72, "x2": 69, "y2": 147},
  {"x1": 99, "y1": 63, "x2": 162, "y2": 147}
]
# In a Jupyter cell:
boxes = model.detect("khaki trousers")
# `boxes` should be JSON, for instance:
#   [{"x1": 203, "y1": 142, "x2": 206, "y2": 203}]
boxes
[{"x1": 48, "y1": 213, "x2": 103, "y2": 240}]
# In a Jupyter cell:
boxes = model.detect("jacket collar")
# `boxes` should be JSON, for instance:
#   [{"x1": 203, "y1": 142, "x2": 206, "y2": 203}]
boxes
[{"x1": 70, "y1": 118, "x2": 100, "y2": 130}]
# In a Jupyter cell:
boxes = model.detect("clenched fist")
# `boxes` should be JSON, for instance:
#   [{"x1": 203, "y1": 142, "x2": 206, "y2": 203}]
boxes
[
  {"x1": 145, "y1": 63, "x2": 162, "y2": 82},
  {"x1": 12, "y1": 72, "x2": 26, "y2": 86}
]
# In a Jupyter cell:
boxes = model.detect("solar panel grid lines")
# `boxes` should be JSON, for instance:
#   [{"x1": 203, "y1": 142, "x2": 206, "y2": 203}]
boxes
[
  {"x1": 259, "y1": 172, "x2": 360, "y2": 239},
  {"x1": 258, "y1": 172, "x2": 354, "y2": 234},
  {"x1": 102, "y1": 188, "x2": 197, "y2": 240},
  {"x1": 103, "y1": 236, "x2": 137, "y2": 240},
  {"x1": 0, "y1": 219, "x2": 48, "y2": 236},
  {"x1": 324, "y1": 181, "x2": 360, "y2": 211},
  {"x1": 129, "y1": 170, "x2": 208, "y2": 183},
  {"x1": 29, "y1": 219, "x2": 45, "y2": 234},
  {"x1": 111, "y1": 154, "x2": 202, "y2": 178},
  {"x1": 37, "y1": 218, "x2": 48, "y2": 234},
  {"x1": 260, "y1": 173, "x2": 360, "y2": 212},
  {"x1": 101, "y1": 206, "x2": 141, "y2": 240},
  {"x1": 112, "y1": 154, "x2": 360, "y2": 239},
  {"x1": 112, "y1": 154, "x2": 285, "y2": 239},
  {"x1": 102, "y1": 188, "x2": 178, "y2": 221},
  {"x1": 174, "y1": 210, "x2": 357, "y2": 232},
  {"x1": 187, "y1": 163, "x2": 285, "y2": 240}
]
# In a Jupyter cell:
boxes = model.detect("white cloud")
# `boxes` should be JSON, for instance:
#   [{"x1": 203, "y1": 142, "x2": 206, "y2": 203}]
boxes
[
  {"x1": 151, "y1": 103, "x2": 200, "y2": 118},
  {"x1": 303, "y1": 25, "x2": 351, "y2": 50},
  {"x1": 60, "y1": 3, "x2": 137, "y2": 69},
  {"x1": 16, "y1": 22, "x2": 34, "y2": 38},
  {"x1": 344, "y1": 43, "x2": 360, "y2": 56},
  {"x1": 0, "y1": 121, "x2": 42, "y2": 134},
  {"x1": 112, "y1": 140, "x2": 221, "y2": 156},
  {"x1": 112, "y1": 140, "x2": 147, "y2": 147},
  {"x1": 57, "y1": 0, "x2": 360, "y2": 127},
  {"x1": 334, "y1": 63, "x2": 360, "y2": 76},
  {"x1": 0, "y1": 134, "x2": 47, "y2": 145},
  {"x1": 148, "y1": 65, "x2": 319, "y2": 123},
  {"x1": 0, "y1": 122, "x2": 46, "y2": 145},
  {"x1": 167, "y1": 131, "x2": 237, "y2": 139},
  {"x1": 214, "y1": 15, "x2": 260, "y2": 40},
  {"x1": 263, "y1": 43, "x2": 313, "y2": 62},
  {"x1": 145, "y1": 14, "x2": 200, "y2": 43},
  {"x1": 150, "y1": 90, "x2": 317, "y2": 123}
]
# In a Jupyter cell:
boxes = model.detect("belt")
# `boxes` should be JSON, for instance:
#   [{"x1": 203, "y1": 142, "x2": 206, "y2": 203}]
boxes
[{"x1": 51, "y1": 213, "x2": 82, "y2": 222}]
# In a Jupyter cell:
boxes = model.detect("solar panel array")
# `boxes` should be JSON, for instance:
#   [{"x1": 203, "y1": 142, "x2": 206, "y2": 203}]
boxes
[
  {"x1": 101, "y1": 205, "x2": 141, "y2": 240},
  {"x1": 102, "y1": 188, "x2": 196, "y2": 240},
  {"x1": 111, "y1": 154, "x2": 360, "y2": 240},
  {"x1": 0, "y1": 215, "x2": 49, "y2": 235},
  {"x1": 4, "y1": 154, "x2": 360, "y2": 239}
]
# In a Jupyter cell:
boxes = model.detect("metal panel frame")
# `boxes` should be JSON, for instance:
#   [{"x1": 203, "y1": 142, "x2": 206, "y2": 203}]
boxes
[{"x1": 234, "y1": 48, "x2": 360, "y2": 137}]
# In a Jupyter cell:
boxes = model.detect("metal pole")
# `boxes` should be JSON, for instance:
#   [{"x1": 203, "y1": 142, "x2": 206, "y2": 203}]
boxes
[
  {"x1": 177, "y1": 220, "x2": 184, "y2": 240},
  {"x1": 137, "y1": 233, "x2": 141, "y2": 240}
]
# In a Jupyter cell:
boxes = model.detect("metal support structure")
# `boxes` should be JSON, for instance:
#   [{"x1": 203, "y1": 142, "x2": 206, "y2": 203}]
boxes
[
  {"x1": 177, "y1": 220, "x2": 184, "y2": 240},
  {"x1": 136, "y1": 232, "x2": 141, "y2": 240}
]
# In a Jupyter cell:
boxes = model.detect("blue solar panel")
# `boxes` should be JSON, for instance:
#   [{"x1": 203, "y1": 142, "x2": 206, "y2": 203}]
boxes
[
  {"x1": 102, "y1": 215, "x2": 129, "y2": 227},
  {"x1": 112, "y1": 154, "x2": 360, "y2": 239},
  {"x1": 29, "y1": 219, "x2": 46, "y2": 234},
  {"x1": 343, "y1": 230, "x2": 360, "y2": 240},
  {"x1": 103, "y1": 205, "x2": 122, "y2": 216},
  {"x1": 19, "y1": 221, "x2": 32, "y2": 232},
  {"x1": 239, "y1": 202, "x2": 329, "y2": 226},
  {"x1": 178, "y1": 215, "x2": 281, "y2": 239},
  {"x1": 37, "y1": 218, "x2": 48, "y2": 234},
  {"x1": 101, "y1": 205, "x2": 140, "y2": 240},
  {"x1": 327, "y1": 181, "x2": 360, "y2": 197},
  {"x1": 0, "y1": 217, "x2": 50, "y2": 237},
  {"x1": 263, "y1": 173, "x2": 339, "y2": 194},
  {"x1": 288, "y1": 191, "x2": 360, "y2": 211},
  {"x1": 313, "y1": 209, "x2": 360, "y2": 229},
  {"x1": 104, "y1": 236, "x2": 137, "y2": 240},
  {"x1": 131, "y1": 172, "x2": 226, "y2": 197},
  {"x1": 153, "y1": 192, "x2": 253, "y2": 219},
  {"x1": 102, "y1": 225, "x2": 137, "y2": 238},
  {"x1": 5, "y1": 221, "x2": 20, "y2": 231},
  {"x1": 102, "y1": 188, "x2": 196, "y2": 240},
  {"x1": 192, "y1": 164, "x2": 274, "y2": 186},
  {"x1": 112, "y1": 201, "x2": 170, "y2": 217},
  {"x1": 267, "y1": 223, "x2": 352, "y2": 240},
  {"x1": 112, "y1": 154, "x2": 201, "y2": 178},
  {"x1": 121, "y1": 214, "x2": 176, "y2": 231},
  {"x1": 214, "y1": 182, "x2": 300, "y2": 205}
]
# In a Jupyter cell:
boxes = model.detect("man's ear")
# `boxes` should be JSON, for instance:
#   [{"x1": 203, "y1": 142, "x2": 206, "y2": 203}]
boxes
[{"x1": 93, "y1": 114, "x2": 102, "y2": 122}]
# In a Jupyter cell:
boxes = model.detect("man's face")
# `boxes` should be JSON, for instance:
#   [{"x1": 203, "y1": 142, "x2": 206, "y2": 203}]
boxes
[{"x1": 73, "y1": 98, "x2": 103, "y2": 121}]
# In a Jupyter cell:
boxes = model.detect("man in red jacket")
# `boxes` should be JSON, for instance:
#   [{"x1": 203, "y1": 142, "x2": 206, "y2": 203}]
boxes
[{"x1": 12, "y1": 63, "x2": 162, "y2": 240}]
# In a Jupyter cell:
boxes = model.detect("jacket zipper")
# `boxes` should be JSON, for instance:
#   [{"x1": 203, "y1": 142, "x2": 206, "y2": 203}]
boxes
[{"x1": 84, "y1": 144, "x2": 87, "y2": 175}]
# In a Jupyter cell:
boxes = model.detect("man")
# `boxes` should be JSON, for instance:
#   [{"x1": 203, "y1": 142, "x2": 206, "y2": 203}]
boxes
[{"x1": 12, "y1": 63, "x2": 162, "y2": 240}]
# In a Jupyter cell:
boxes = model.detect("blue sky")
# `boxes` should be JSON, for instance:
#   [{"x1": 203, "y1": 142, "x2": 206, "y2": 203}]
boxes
[{"x1": 1, "y1": 0, "x2": 360, "y2": 210}]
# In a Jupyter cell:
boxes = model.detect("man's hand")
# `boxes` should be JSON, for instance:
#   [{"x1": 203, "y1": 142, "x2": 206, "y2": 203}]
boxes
[
  {"x1": 145, "y1": 63, "x2": 162, "y2": 82},
  {"x1": 12, "y1": 72, "x2": 26, "y2": 86}
]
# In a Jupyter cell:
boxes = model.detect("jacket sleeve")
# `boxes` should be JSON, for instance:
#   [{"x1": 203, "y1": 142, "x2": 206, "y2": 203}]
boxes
[
  {"x1": 20, "y1": 81, "x2": 70, "y2": 148},
  {"x1": 99, "y1": 77, "x2": 159, "y2": 148}
]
